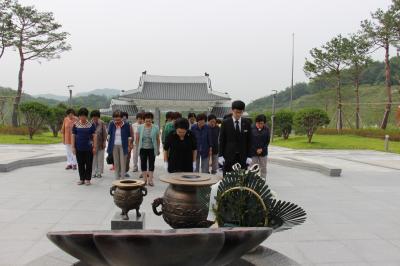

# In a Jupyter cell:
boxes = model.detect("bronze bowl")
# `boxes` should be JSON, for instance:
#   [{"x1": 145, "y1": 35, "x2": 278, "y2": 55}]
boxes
[
  {"x1": 152, "y1": 173, "x2": 220, "y2": 228},
  {"x1": 110, "y1": 179, "x2": 147, "y2": 220},
  {"x1": 47, "y1": 227, "x2": 272, "y2": 266}
]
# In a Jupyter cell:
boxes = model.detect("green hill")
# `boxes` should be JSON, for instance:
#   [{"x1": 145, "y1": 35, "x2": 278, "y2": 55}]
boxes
[
  {"x1": 248, "y1": 83, "x2": 400, "y2": 128},
  {"x1": 0, "y1": 86, "x2": 112, "y2": 125},
  {"x1": 247, "y1": 58, "x2": 400, "y2": 128}
]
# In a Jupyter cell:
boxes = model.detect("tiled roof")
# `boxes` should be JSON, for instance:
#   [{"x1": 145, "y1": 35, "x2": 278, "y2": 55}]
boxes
[
  {"x1": 132, "y1": 82, "x2": 229, "y2": 101},
  {"x1": 100, "y1": 108, "x2": 112, "y2": 116},
  {"x1": 142, "y1": 75, "x2": 209, "y2": 84},
  {"x1": 122, "y1": 75, "x2": 231, "y2": 101},
  {"x1": 100, "y1": 104, "x2": 138, "y2": 117},
  {"x1": 210, "y1": 106, "x2": 231, "y2": 119},
  {"x1": 112, "y1": 104, "x2": 138, "y2": 116}
]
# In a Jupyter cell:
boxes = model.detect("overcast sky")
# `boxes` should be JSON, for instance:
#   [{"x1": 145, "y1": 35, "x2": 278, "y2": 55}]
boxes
[{"x1": 0, "y1": 0, "x2": 393, "y2": 103}]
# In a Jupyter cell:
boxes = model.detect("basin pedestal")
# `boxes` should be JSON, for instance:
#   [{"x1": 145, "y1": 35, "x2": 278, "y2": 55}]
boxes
[{"x1": 111, "y1": 211, "x2": 145, "y2": 230}]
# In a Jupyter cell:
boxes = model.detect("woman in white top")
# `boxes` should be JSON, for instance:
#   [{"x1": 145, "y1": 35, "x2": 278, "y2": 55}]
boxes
[{"x1": 107, "y1": 111, "x2": 133, "y2": 179}]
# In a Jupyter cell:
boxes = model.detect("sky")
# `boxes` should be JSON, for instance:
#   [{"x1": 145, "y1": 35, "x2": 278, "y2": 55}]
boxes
[{"x1": 0, "y1": 0, "x2": 393, "y2": 103}]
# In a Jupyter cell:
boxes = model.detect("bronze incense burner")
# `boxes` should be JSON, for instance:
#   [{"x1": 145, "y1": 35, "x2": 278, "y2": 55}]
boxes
[{"x1": 110, "y1": 179, "x2": 147, "y2": 220}]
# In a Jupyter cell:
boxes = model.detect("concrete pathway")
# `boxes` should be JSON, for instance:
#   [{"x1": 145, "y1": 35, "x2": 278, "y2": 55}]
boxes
[
  {"x1": 270, "y1": 146, "x2": 400, "y2": 171},
  {"x1": 0, "y1": 144, "x2": 65, "y2": 172},
  {"x1": 0, "y1": 144, "x2": 64, "y2": 164},
  {"x1": 0, "y1": 146, "x2": 399, "y2": 265}
]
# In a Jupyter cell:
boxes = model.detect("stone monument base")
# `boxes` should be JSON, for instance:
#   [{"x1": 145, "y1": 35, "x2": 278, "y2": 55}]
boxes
[{"x1": 111, "y1": 211, "x2": 145, "y2": 230}]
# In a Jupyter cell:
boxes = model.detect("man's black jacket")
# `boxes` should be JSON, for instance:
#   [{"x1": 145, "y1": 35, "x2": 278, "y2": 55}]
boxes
[{"x1": 218, "y1": 116, "x2": 252, "y2": 163}]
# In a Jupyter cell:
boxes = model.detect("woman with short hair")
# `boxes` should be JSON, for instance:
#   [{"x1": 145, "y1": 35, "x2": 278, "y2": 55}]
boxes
[
  {"x1": 61, "y1": 108, "x2": 78, "y2": 170},
  {"x1": 107, "y1": 110, "x2": 133, "y2": 179},
  {"x1": 136, "y1": 112, "x2": 160, "y2": 186},
  {"x1": 71, "y1": 108, "x2": 97, "y2": 185},
  {"x1": 250, "y1": 114, "x2": 270, "y2": 180},
  {"x1": 164, "y1": 118, "x2": 197, "y2": 173},
  {"x1": 90, "y1": 110, "x2": 107, "y2": 178}
]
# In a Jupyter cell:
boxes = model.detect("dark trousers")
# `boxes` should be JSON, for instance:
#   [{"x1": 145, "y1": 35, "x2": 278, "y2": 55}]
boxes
[
  {"x1": 140, "y1": 148, "x2": 155, "y2": 171},
  {"x1": 126, "y1": 149, "x2": 131, "y2": 172},
  {"x1": 76, "y1": 150, "x2": 93, "y2": 181},
  {"x1": 223, "y1": 153, "x2": 246, "y2": 176}
]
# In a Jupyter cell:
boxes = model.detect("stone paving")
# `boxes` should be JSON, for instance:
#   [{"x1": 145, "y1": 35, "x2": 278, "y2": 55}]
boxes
[
  {"x1": 0, "y1": 144, "x2": 64, "y2": 164},
  {"x1": 0, "y1": 145, "x2": 399, "y2": 265}
]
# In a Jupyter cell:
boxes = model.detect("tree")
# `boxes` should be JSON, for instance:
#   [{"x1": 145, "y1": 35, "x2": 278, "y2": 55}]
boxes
[
  {"x1": 274, "y1": 110, "x2": 295, "y2": 139},
  {"x1": 20, "y1": 101, "x2": 50, "y2": 139},
  {"x1": 48, "y1": 103, "x2": 66, "y2": 137},
  {"x1": 10, "y1": 2, "x2": 71, "y2": 127},
  {"x1": 391, "y1": 0, "x2": 400, "y2": 94},
  {"x1": 294, "y1": 108, "x2": 330, "y2": 143},
  {"x1": 347, "y1": 33, "x2": 373, "y2": 129},
  {"x1": 361, "y1": 7, "x2": 398, "y2": 129},
  {"x1": 304, "y1": 35, "x2": 352, "y2": 132},
  {"x1": 101, "y1": 115, "x2": 112, "y2": 124},
  {"x1": 0, "y1": 0, "x2": 13, "y2": 60}
]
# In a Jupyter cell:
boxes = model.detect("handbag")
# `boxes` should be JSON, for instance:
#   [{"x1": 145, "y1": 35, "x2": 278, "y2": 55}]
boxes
[{"x1": 106, "y1": 153, "x2": 114, "y2": 165}]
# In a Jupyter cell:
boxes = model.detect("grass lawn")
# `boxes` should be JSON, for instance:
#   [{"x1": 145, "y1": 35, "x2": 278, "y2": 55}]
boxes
[
  {"x1": 0, "y1": 131, "x2": 61, "y2": 144},
  {"x1": 272, "y1": 134, "x2": 400, "y2": 154}
]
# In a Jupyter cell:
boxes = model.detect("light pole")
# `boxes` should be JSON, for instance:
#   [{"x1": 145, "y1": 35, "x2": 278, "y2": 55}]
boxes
[
  {"x1": 290, "y1": 33, "x2": 295, "y2": 111},
  {"x1": 67, "y1": 85, "x2": 74, "y2": 107},
  {"x1": 270, "y1": 90, "x2": 278, "y2": 143}
]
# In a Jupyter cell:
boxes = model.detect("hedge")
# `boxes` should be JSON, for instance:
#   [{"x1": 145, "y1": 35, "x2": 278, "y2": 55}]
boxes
[{"x1": 316, "y1": 128, "x2": 400, "y2": 142}]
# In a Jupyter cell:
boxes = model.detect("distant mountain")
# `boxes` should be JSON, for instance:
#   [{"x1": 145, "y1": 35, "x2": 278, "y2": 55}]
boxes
[
  {"x1": 0, "y1": 86, "x2": 113, "y2": 111},
  {"x1": 32, "y1": 88, "x2": 121, "y2": 101},
  {"x1": 1, "y1": 87, "x2": 62, "y2": 106},
  {"x1": 76, "y1": 88, "x2": 120, "y2": 97},
  {"x1": 34, "y1": 93, "x2": 68, "y2": 101}
]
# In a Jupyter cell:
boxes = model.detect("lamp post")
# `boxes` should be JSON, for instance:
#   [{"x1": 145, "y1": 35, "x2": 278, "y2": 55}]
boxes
[
  {"x1": 67, "y1": 85, "x2": 74, "y2": 107},
  {"x1": 290, "y1": 33, "x2": 295, "y2": 111},
  {"x1": 270, "y1": 90, "x2": 278, "y2": 143}
]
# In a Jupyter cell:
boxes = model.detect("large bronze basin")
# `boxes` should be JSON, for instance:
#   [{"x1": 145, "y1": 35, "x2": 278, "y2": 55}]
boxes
[
  {"x1": 47, "y1": 227, "x2": 272, "y2": 266},
  {"x1": 152, "y1": 173, "x2": 220, "y2": 228}
]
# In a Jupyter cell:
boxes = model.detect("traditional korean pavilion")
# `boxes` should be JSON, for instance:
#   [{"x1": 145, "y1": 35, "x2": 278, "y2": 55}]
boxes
[{"x1": 100, "y1": 72, "x2": 232, "y2": 126}]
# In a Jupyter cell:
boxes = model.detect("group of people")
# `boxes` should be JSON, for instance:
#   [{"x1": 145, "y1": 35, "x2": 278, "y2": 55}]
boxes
[
  {"x1": 60, "y1": 100, "x2": 271, "y2": 186},
  {"x1": 162, "y1": 100, "x2": 271, "y2": 179},
  {"x1": 61, "y1": 108, "x2": 107, "y2": 185}
]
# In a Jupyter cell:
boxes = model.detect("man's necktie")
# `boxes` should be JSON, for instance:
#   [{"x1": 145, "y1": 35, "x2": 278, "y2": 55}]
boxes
[{"x1": 235, "y1": 120, "x2": 240, "y2": 133}]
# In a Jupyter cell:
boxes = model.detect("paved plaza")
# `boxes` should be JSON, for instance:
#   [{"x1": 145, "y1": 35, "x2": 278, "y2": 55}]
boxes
[{"x1": 0, "y1": 145, "x2": 400, "y2": 265}]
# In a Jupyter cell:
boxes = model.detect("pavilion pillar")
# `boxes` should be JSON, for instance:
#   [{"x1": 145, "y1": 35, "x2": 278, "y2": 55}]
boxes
[{"x1": 155, "y1": 107, "x2": 161, "y2": 128}]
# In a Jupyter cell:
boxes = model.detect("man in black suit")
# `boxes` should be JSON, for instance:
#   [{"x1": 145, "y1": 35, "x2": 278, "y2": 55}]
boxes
[{"x1": 218, "y1": 100, "x2": 252, "y2": 175}]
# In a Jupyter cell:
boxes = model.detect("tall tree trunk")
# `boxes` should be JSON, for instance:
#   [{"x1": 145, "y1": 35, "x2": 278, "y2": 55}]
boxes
[
  {"x1": 50, "y1": 125, "x2": 58, "y2": 137},
  {"x1": 0, "y1": 46, "x2": 5, "y2": 60},
  {"x1": 307, "y1": 129, "x2": 313, "y2": 143},
  {"x1": 11, "y1": 47, "x2": 25, "y2": 127},
  {"x1": 336, "y1": 72, "x2": 343, "y2": 132},
  {"x1": 355, "y1": 71, "x2": 361, "y2": 129},
  {"x1": 380, "y1": 44, "x2": 392, "y2": 129}
]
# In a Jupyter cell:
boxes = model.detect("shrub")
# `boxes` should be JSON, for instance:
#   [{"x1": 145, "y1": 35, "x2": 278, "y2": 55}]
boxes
[
  {"x1": 48, "y1": 105, "x2": 67, "y2": 137},
  {"x1": 0, "y1": 125, "x2": 30, "y2": 135},
  {"x1": 294, "y1": 108, "x2": 330, "y2": 143},
  {"x1": 20, "y1": 102, "x2": 50, "y2": 140},
  {"x1": 101, "y1": 115, "x2": 112, "y2": 124},
  {"x1": 274, "y1": 110, "x2": 295, "y2": 139}
]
